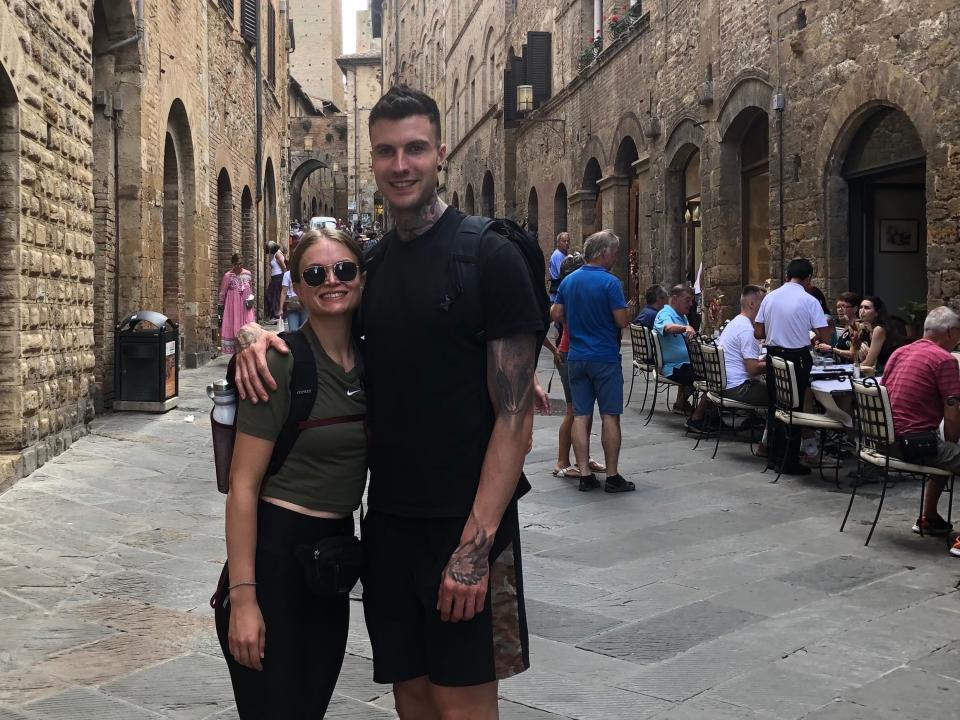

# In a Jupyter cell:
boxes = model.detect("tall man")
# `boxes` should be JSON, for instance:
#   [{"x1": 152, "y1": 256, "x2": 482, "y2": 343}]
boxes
[
  {"x1": 551, "y1": 230, "x2": 634, "y2": 492},
  {"x1": 754, "y1": 258, "x2": 831, "y2": 475},
  {"x1": 233, "y1": 86, "x2": 543, "y2": 719},
  {"x1": 548, "y1": 232, "x2": 570, "y2": 302}
]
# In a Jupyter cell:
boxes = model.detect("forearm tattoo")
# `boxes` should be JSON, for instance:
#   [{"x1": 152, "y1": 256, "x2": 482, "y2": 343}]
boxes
[
  {"x1": 488, "y1": 335, "x2": 536, "y2": 416},
  {"x1": 236, "y1": 324, "x2": 264, "y2": 350},
  {"x1": 443, "y1": 527, "x2": 493, "y2": 586}
]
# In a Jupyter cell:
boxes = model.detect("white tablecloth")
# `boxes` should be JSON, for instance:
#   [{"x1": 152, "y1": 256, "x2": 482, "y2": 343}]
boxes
[{"x1": 810, "y1": 378, "x2": 854, "y2": 428}]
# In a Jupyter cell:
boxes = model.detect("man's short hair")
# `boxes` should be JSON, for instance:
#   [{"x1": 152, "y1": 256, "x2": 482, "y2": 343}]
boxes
[
  {"x1": 644, "y1": 285, "x2": 668, "y2": 305},
  {"x1": 582, "y1": 230, "x2": 619, "y2": 262},
  {"x1": 741, "y1": 284, "x2": 765, "y2": 304},
  {"x1": 924, "y1": 306, "x2": 960, "y2": 334},
  {"x1": 670, "y1": 284, "x2": 695, "y2": 298},
  {"x1": 785, "y1": 258, "x2": 814, "y2": 280},
  {"x1": 369, "y1": 85, "x2": 442, "y2": 143},
  {"x1": 556, "y1": 231, "x2": 570, "y2": 246}
]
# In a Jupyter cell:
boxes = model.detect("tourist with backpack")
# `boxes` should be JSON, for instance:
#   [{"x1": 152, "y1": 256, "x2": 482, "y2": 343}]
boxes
[
  {"x1": 214, "y1": 227, "x2": 367, "y2": 718},
  {"x1": 231, "y1": 86, "x2": 547, "y2": 719}
]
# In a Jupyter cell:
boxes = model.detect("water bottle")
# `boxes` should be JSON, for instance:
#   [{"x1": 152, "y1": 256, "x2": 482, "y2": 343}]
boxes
[
  {"x1": 207, "y1": 379, "x2": 237, "y2": 425},
  {"x1": 208, "y1": 378, "x2": 237, "y2": 494}
]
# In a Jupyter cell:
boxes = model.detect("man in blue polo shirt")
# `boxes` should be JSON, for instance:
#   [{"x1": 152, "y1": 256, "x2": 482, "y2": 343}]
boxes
[
  {"x1": 654, "y1": 285, "x2": 711, "y2": 430},
  {"x1": 552, "y1": 230, "x2": 634, "y2": 493}
]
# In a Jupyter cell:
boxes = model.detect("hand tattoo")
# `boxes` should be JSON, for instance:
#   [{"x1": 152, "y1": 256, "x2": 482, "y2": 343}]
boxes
[
  {"x1": 488, "y1": 335, "x2": 536, "y2": 415},
  {"x1": 443, "y1": 527, "x2": 492, "y2": 586}
]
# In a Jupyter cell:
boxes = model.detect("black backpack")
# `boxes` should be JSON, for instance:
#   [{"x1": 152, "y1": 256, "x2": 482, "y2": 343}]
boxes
[
  {"x1": 213, "y1": 330, "x2": 318, "y2": 494},
  {"x1": 365, "y1": 214, "x2": 551, "y2": 345}
]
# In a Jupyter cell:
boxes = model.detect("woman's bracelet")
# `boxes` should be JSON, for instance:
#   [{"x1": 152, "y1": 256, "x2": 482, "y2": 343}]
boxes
[{"x1": 228, "y1": 581, "x2": 257, "y2": 592}]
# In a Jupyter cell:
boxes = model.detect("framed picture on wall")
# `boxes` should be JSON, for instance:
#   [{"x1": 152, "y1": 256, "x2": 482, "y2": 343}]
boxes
[{"x1": 879, "y1": 219, "x2": 920, "y2": 253}]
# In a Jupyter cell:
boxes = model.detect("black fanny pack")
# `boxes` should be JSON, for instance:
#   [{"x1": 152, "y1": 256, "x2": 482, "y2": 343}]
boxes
[
  {"x1": 899, "y1": 431, "x2": 940, "y2": 464},
  {"x1": 294, "y1": 535, "x2": 363, "y2": 597}
]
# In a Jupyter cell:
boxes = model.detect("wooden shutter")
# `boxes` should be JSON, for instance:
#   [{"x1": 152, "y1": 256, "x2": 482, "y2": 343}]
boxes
[
  {"x1": 267, "y1": 4, "x2": 276, "y2": 85},
  {"x1": 526, "y1": 32, "x2": 552, "y2": 107},
  {"x1": 220, "y1": 0, "x2": 234, "y2": 20},
  {"x1": 240, "y1": 0, "x2": 257, "y2": 45}
]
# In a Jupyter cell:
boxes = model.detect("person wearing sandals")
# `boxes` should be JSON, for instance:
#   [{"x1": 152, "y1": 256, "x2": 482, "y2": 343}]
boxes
[
  {"x1": 215, "y1": 228, "x2": 367, "y2": 717},
  {"x1": 551, "y1": 252, "x2": 606, "y2": 480},
  {"x1": 552, "y1": 230, "x2": 634, "y2": 493}
]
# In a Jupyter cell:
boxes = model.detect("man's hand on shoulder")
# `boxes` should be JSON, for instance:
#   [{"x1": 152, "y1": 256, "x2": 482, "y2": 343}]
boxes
[{"x1": 234, "y1": 323, "x2": 289, "y2": 403}]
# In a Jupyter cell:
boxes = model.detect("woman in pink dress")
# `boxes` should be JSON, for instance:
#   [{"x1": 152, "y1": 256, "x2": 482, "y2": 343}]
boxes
[{"x1": 219, "y1": 254, "x2": 256, "y2": 354}]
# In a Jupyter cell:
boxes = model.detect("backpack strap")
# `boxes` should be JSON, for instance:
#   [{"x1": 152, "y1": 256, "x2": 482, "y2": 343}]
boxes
[
  {"x1": 265, "y1": 330, "x2": 317, "y2": 477},
  {"x1": 442, "y1": 215, "x2": 496, "y2": 345}
]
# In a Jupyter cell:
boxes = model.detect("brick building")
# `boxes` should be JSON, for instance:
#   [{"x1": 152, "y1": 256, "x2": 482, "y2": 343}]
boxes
[
  {"x1": 338, "y1": 9, "x2": 383, "y2": 227},
  {"x1": 379, "y1": 0, "x2": 960, "y2": 327},
  {"x1": 0, "y1": 0, "x2": 290, "y2": 483},
  {"x1": 288, "y1": 77, "x2": 349, "y2": 224},
  {"x1": 289, "y1": 0, "x2": 345, "y2": 112}
]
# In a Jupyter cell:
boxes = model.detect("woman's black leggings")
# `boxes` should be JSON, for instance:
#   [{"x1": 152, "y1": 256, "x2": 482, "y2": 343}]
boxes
[{"x1": 215, "y1": 501, "x2": 353, "y2": 719}]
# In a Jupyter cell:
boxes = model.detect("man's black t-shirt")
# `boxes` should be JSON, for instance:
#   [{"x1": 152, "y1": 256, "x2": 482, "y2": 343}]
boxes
[{"x1": 361, "y1": 207, "x2": 544, "y2": 518}]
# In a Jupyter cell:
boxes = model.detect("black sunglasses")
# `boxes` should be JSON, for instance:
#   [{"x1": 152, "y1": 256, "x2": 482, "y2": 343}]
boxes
[{"x1": 301, "y1": 261, "x2": 359, "y2": 286}]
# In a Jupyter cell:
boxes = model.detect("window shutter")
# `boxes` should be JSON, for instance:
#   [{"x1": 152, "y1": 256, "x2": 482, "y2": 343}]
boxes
[
  {"x1": 526, "y1": 32, "x2": 552, "y2": 107},
  {"x1": 220, "y1": 0, "x2": 235, "y2": 20},
  {"x1": 503, "y1": 68, "x2": 517, "y2": 125},
  {"x1": 240, "y1": 0, "x2": 257, "y2": 45},
  {"x1": 267, "y1": 4, "x2": 276, "y2": 85}
]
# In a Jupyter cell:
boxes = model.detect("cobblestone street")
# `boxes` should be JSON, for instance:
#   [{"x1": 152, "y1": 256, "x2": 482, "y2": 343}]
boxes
[{"x1": 1, "y1": 350, "x2": 959, "y2": 719}]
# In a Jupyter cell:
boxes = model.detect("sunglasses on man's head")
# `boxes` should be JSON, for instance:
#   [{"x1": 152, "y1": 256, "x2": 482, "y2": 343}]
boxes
[{"x1": 301, "y1": 261, "x2": 359, "y2": 286}]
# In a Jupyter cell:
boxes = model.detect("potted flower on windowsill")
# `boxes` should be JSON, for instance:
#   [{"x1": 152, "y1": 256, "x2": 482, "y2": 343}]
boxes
[
  {"x1": 608, "y1": 10, "x2": 631, "y2": 42},
  {"x1": 578, "y1": 34, "x2": 602, "y2": 71}
]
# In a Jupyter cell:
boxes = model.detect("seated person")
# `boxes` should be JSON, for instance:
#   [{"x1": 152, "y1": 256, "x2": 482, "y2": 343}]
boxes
[
  {"x1": 654, "y1": 285, "x2": 709, "y2": 426},
  {"x1": 817, "y1": 292, "x2": 859, "y2": 354},
  {"x1": 718, "y1": 285, "x2": 768, "y2": 406},
  {"x1": 882, "y1": 306, "x2": 960, "y2": 548},
  {"x1": 855, "y1": 295, "x2": 902, "y2": 374},
  {"x1": 633, "y1": 285, "x2": 668, "y2": 329}
]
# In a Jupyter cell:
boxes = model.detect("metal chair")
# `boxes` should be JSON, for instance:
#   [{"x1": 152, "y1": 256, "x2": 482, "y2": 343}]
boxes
[
  {"x1": 841, "y1": 377, "x2": 955, "y2": 546},
  {"x1": 768, "y1": 355, "x2": 845, "y2": 485},
  {"x1": 627, "y1": 323, "x2": 655, "y2": 412},
  {"x1": 644, "y1": 327, "x2": 687, "y2": 426},
  {"x1": 700, "y1": 341, "x2": 766, "y2": 458}
]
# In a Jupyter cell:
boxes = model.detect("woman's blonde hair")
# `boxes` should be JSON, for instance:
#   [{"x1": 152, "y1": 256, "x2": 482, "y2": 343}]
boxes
[{"x1": 289, "y1": 228, "x2": 365, "y2": 282}]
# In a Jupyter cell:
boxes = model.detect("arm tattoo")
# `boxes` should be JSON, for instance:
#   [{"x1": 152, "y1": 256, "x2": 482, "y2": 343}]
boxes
[
  {"x1": 443, "y1": 527, "x2": 493, "y2": 586},
  {"x1": 488, "y1": 334, "x2": 536, "y2": 416}
]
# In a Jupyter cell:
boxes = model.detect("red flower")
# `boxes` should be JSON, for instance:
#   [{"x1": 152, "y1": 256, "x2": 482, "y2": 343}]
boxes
[{"x1": 610, "y1": 14, "x2": 618, "y2": 22}]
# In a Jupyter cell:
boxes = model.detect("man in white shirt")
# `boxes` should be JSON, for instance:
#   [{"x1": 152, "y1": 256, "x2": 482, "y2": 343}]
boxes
[
  {"x1": 754, "y1": 258, "x2": 832, "y2": 474},
  {"x1": 719, "y1": 285, "x2": 767, "y2": 405}
]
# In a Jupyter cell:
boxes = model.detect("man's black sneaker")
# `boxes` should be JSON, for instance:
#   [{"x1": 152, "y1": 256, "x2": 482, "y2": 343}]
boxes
[
  {"x1": 912, "y1": 514, "x2": 954, "y2": 536},
  {"x1": 578, "y1": 474, "x2": 601, "y2": 492},
  {"x1": 604, "y1": 474, "x2": 636, "y2": 493}
]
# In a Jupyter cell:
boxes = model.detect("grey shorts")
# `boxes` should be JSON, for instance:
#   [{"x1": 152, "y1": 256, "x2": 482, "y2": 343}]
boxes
[{"x1": 721, "y1": 379, "x2": 768, "y2": 407}]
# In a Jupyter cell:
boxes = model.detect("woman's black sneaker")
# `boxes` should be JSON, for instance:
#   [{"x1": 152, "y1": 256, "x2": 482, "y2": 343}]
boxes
[
  {"x1": 604, "y1": 474, "x2": 635, "y2": 493},
  {"x1": 578, "y1": 474, "x2": 601, "y2": 492}
]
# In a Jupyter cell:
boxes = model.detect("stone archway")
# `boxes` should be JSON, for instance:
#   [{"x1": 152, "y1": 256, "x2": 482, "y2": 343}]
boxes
[
  {"x1": 482, "y1": 171, "x2": 495, "y2": 217},
  {"x1": 162, "y1": 100, "x2": 196, "y2": 332},
  {"x1": 0, "y1": 62, "x2": 21, "y2": 450},
  {"x1": 216, "y1": 168, "x2": 234, "y2": 292},
  {"x1": 817, "y1": 63, "x2": 942, "y2": 307},
  {"x1": 527, "y1": 186, "x2": 539, "y2": 234},
  {"x1": 451, "y1": 191, "x2": 460, "y2": 209},
  {"x1": 664, "y1": 119, "x2": 705, "y2": 286},
  {"x1": 240, "y1": 186, "x2": 255, "y2": 281},
  {"x1": 602, "y1": 136, "x2": 640, "y2": 292},
  {"x1": 574, "y1": 158, "x2": 602, "y2": 245},
  {"x1": 465, "y1": 184, "x2": 476, "y2": 215},
  {"x1": 289, "y1": 158, "x2": 328, "y2": 220},
  {"x1": 554, "y1": 183, "x2": 568, "y2": 235},
  {"x1": 92, "y1": 0, "x2": 142, "y2": 408}
]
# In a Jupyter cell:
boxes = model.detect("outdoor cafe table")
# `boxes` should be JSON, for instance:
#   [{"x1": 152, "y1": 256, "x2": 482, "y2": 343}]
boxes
[{"x1": 810, "y1": 364, "x2": 857, "y2": 428}]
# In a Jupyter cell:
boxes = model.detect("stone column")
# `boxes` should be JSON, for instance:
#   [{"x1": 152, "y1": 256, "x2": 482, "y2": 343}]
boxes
[{"x1": 598, "y1": 174, "x2": 631, "y2": 287}]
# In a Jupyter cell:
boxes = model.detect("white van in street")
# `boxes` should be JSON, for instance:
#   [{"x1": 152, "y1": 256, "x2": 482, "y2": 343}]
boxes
[{"x1": 309, "y1": 216, "x2": 337, "y2": 231}]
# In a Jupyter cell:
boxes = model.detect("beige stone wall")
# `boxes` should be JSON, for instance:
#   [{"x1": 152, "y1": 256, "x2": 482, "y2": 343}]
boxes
[
  {"x1": 288, "y1": 106, "x2": 349, "y2": 223},
  {"x1": 289, "y1": 0, "x2": 345, "y2": 110},
  {"x1": 385, "y1": 0, "x2": 960, "y2": 320},
  {"x1": 340, "y1": 12, "x2": 382, "y2": 225},
  {"x1": 0, "y1": 0, "x2": 289, "y2": 480}
]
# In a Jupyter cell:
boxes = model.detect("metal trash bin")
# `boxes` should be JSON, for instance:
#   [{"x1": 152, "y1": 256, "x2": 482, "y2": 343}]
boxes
[{"x1": 113, "y1": 311, "x2": 179, "y2": 413}]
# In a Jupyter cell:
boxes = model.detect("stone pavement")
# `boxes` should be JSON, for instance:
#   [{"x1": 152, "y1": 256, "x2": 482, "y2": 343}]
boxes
[{"x1": 1, "y1": 349, "x2": 959, "y2": 719}]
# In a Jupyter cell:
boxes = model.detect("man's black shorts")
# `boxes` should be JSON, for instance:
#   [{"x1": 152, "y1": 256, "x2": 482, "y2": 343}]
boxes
[{"x1": 360, "y1": 503, "x2": 529, "y2": 687}]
